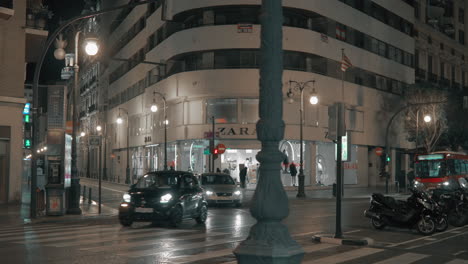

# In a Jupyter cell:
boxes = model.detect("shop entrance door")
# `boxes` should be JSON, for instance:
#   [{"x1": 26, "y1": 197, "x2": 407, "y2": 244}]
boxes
[{"x1": 0, "y1": 140, "x2": 9, "y2": 203}]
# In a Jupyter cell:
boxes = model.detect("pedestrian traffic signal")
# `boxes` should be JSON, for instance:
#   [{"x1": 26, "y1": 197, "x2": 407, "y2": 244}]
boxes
[
  {"x1": 24, "y1": 139, "x2": 32, "y2": 149},
  {"x1": 386, "y1": 155, "x2": 391, "y2": 163},
  {"x1": 23, "y1": 114, "x2": 31, "y2": 123},
  {"x1": 213, "y1": 148, "x2": 219, "y2": 154}
]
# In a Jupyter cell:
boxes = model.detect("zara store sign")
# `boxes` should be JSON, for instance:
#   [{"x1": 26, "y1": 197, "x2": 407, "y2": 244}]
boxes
[{"x1": 204, "y1": 125, "x2": 257, "y2": 139}]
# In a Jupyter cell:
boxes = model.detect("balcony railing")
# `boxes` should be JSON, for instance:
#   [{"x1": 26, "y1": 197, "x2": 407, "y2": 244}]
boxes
[
  {"x1": 428, "y1": 73, "x2": 438, "y2": 84},
  {"x1": 439, "y1": 78, "x2": 450, "y2": 88},
  {"x1": 416, "y1": 68, "x2": 426, "y2": 80}
]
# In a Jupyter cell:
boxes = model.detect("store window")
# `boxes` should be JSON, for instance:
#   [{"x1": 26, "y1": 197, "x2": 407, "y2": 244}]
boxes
[
  {"x1": 241, "y1": 99, "x2": 259, "y2": 124},
  {"x1": 206, "y1": 99, "x2": 238, "y2": 123}
]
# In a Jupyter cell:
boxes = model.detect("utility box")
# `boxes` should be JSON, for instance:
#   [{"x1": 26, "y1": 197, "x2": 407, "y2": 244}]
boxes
[{"x1": 46, "y1": 184, "x2": 65, "y2": 216}]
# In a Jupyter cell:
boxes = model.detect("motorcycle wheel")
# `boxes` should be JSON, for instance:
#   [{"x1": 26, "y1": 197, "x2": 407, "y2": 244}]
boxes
[
  {"x1": 371, "y1": 218, "x2": 386, "y2": 229},
  {"x1": 448, "y1": 210, "x2": 467, "y2": 227},
  {"x1": 416, "y1": 218, "x2": 436, "y2": 235},
  {"x1": 435, "y1": 217, "x2": 448, "y2": 232}
]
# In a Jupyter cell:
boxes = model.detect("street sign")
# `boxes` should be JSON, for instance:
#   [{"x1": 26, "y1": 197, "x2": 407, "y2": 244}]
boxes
[
  {"x1": 375, "y1": 147, "x2": 384, "y2": 156},
  {"x1": 216, "y1": 144, "x2": 226, "y2": 154},
  {"x1": 89, "y1": 135, "x2": 101, "y2": 146},
  {"x1": 204, "y1": 148, "x2": 210, "y2": 155},
  {"x1": 335, "y1": 132, "x2": 351, "y2": 162}
]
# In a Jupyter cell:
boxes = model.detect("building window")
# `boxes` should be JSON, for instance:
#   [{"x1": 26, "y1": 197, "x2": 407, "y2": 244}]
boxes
[
  {"x1": 459, "y1": 30, "x2": 465, "y2": 45},
  {"x1": 206, "y1": 99, "x2": 238, "y2": 124},
  {"x1": 460, "y1": 8, "x2": 465, "y2": 24},
  {"x1": 440, "y1": 62, "x2": 445, "y2": 78},
  {"x1": 428, "y1": 55, "x2": 433, "y2": 73},
  {"x1": 0, "y1": 0, "x2": 12, "y2": 9},
  {"x1": 240, "y1": 99, "x2": 259, "y2": 124}
]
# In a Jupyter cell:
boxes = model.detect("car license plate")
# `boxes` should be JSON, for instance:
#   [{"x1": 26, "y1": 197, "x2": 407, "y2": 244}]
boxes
[
  {"x1": 217, "y1": 196, "x2": 232, "y2": 200},
  {"x1": 135, "y1": 207, "x2": 153, "y2": 213}
]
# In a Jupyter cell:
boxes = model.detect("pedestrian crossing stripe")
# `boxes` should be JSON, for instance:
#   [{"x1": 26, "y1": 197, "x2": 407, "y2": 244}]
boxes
[{"x1": 0, "y1": 224, "x2": 467, "y2": 264}]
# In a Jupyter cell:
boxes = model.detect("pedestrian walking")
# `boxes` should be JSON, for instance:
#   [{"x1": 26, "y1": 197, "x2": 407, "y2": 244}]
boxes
[
  {"x1": 239, "y1": 164, "x2": 248, "y2": 188},
  {"x1": 289, "y1": 163, "x2": 297, "y2": 186},
  {"x1": 282, "y1": 149, "x2": 289, "y2": 173},
  {"x1": 223, "y1": 168, "x2": 230, "y2": 175}
]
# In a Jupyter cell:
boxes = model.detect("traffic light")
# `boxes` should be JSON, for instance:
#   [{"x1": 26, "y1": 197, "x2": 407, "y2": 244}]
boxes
[
  {"x1": 23, "y1": 114, "x2": 31, "y2": 123},
  {"x1": 386, "y1": 154, "x2": 391, "y2": 163},
  {"x1": 212, "y1": 147, "x2": 219, "y2": 160},
  {"x1": 24, "y1": 139, "x2": 32, "y2": 149}
]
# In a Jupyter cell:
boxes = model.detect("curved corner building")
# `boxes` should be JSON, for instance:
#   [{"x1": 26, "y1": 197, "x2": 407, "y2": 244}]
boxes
[{"x1": 92, "y1": 0, "x2": 415, "y2": 188}]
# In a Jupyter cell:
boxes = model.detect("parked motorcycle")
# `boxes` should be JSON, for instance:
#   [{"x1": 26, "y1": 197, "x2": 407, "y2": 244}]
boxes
[
  {"x1": 364, "y1": 188, "x2": 439, "y2": 235},
  {"x1": 431, "y1": 178, "x2": 468, "y2": 227}
]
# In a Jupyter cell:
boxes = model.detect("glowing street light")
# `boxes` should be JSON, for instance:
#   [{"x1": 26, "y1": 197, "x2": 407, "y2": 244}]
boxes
[
  {"x1": 80, "y1": 132, "x2": 86, "y2": 137},
  {"x1": 424, "y1": 115, "x2": 432, "y2": 123},
  {"x1": 84, "y1": 37, "x2": 99, "y2": 56},
  {"x1": 96, "y1": 125, "x2": 102, "y2": 132}
]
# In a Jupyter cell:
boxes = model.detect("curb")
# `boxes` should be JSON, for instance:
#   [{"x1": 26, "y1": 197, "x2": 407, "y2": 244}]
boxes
[{"x1": 312, "y1": 235, "x2": 372, "y2": 246}]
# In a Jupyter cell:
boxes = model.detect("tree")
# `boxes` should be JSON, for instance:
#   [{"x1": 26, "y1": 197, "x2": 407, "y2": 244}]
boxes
[{"x1": 404, "y1": 83, "x2": 447, "y2": 153}]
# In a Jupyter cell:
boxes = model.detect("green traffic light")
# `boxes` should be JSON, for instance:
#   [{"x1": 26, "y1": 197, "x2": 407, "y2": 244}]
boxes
[
  {"x1": 386, "y1": 156, "x2": 390, "y2": 162},
  {"x1": 24, "y1": 139, "x2": 31, "y2": 148},
  {"x1": 24, "y1": 114, "x2": 30, "y2": 123}
]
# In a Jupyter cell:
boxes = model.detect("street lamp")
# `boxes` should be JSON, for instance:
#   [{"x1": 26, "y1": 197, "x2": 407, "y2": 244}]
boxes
[
  {"x1": 117, "y1": 108, "x2": 131, "y2": 184},
  {"x1": 287, "y1": 80, "x2": 317, "y2": 198},
  {"x1": 150, "y1": 91, "x2": 168, "y2": 171},
  {"x1": 424, "y1": 115, "x2": 432, "y2": 123},
  {"x1": 53, "y1": 31, "x2": 100, "y2": 215},
  {"x1": 29, "y1": 0, "x2": 161, "y2": 219}
]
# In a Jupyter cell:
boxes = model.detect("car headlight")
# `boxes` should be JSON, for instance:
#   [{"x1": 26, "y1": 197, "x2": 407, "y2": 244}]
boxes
[
  {"x1": 413, "y1": 180, "x2": 423, "y2": 188},
  {"x1": 443, "y1": 181, "x2": 450, "y2": 186},
  {"x1": 160, "y1": 193, "x2": 173, "y2": 203},
  {"x1": 234, "y1": 190, "x2": 241, "y2": 196},
  {"x1": 123, "y1": 193, "x2": 131, "y2": 202},
  {"x1": 206, "y1": 191, "x2": 214, "y2": 196}
]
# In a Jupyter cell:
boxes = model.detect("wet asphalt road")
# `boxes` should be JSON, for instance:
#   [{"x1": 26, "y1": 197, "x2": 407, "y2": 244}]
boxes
[{"x1": 1, "y1": 178, "x2": 467, "y2": 263}]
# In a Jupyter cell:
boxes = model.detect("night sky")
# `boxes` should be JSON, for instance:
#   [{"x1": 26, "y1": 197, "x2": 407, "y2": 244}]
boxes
[{"x1": 35, "y1": 0, "x2": 85, "y2": 83}]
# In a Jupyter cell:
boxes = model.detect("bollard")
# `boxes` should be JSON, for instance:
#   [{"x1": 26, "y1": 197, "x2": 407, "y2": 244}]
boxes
[
  {"x1": 88, "y1": 188, "x2": 92, "y2": 204},
  {"x1": 332, "y1": 183, "x2": 337, "y2": 197},
  {"x1": 82, "y1": 186, "x2": 86, "y2": 202},
  {"x1": 395, "y1": 181, "x2": 400, "y2": 193}
]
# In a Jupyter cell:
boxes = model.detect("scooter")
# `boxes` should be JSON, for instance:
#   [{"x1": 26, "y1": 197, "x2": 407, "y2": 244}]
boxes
[{"x1": 364, "y1": 188, "x2": 438, "y2": 235}]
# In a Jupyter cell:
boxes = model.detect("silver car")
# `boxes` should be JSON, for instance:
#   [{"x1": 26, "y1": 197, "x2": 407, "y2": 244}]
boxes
[{"x1": 200, "y1": 173, "x2": 243, "y2": 207}]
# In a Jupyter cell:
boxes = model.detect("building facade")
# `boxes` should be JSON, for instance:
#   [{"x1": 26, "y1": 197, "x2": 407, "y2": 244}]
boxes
[
  {"x1": 0, "y1": 0, "x2": 48, "y2": 203},
  {"x1": 92, "y1": 0, "x2": 415, "y2": 188},
  {"x1": 413, "y1": 0, "x2": 468, "y2": 90}
]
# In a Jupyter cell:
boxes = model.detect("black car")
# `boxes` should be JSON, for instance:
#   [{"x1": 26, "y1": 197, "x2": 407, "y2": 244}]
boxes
[{"x1": 118, "y1": 171, "x2": 208, "y2": 227}]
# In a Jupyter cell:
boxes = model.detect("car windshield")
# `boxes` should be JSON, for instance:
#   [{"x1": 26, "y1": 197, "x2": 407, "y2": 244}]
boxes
[
  {"x1": 202, "y1": 174, "x2": 235, "y2": 185},
  {"x1": 135, "y1": 173, "x2": 179, "y2": 188}
]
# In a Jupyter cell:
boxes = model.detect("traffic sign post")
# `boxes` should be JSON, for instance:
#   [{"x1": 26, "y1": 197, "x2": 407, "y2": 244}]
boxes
[
  {"x1": 375, "y1": 147, "x2": 384, "y2": 156},
  {"x1": 216, "y1": 144, "x2": 226, "y2": 154}
]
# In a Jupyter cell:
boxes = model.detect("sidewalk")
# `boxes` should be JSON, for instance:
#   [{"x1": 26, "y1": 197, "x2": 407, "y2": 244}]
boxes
[{"x1": 0, "y1": 197, "x2": 117, "y2": 227}]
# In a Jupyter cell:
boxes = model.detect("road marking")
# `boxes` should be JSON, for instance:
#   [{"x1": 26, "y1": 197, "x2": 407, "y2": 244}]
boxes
[
  {"x1": 0, "y1": 225, "x2": 118, "y2": 242},
  {"x1": 387, "y1": 226, "x2": 466, "y2": 248},
  {"x1": 41, "y1": 228, "x2": 194, "y2": 247},
  {"x1": 406, "y1": 229, "x2": 468, "y2": 250},
  {"x1": 302, "y1": 248, "x2": 384, "y2": 264},
  {"x1": 454, "y1": 250, "x2": 466, "y2": 256},
  {"x1": 0, "y1": 224, "x2": 87, "y2": 236},
  {"x1": 445, "y1": 259, "x2": 468, "y2": 264},
  {"x1": 120, "y1": 237, "x2": 246, "y2": 258},
  {"x1": 344, "y1": 229, "x2": 361, "y2": 234},
  {"x1": 186, "y1": 240, "x2": 338, "y2": 264},
  {"x1": 373, "y1": 253, "x2": 428, "y2": 264},
  {"x1": 80, "y1": 231, "x2": 226, "y2": 252},
  {"x1": 12, "y1": 226, "x2": 121, "y2": 243}
]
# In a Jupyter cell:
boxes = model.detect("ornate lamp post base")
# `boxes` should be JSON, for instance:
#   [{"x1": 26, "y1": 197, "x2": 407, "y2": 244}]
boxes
[{"x1": 234, "y1": 222, "x2": 304, "y2": 263}]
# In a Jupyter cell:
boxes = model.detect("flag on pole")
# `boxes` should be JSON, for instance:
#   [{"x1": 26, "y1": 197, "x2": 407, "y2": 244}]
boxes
[{"x1": 341, "y1": 52, "x2": 352, "y2": 72}]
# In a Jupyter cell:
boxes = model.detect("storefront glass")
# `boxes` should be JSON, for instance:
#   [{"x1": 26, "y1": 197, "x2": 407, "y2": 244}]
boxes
[{"x1": 315, "y1": 142, "x2": 358, "y2": 186}]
